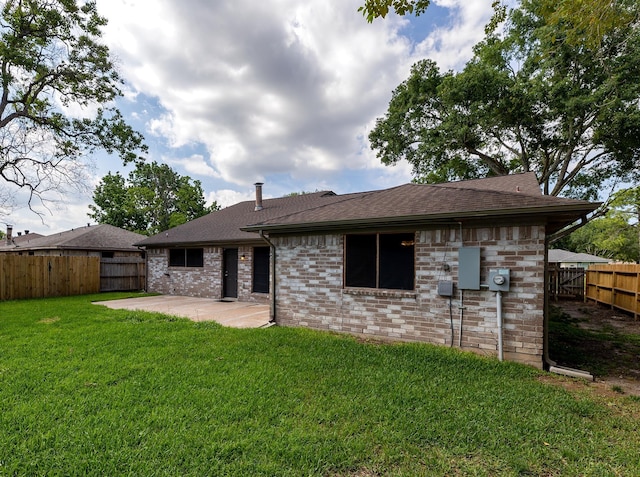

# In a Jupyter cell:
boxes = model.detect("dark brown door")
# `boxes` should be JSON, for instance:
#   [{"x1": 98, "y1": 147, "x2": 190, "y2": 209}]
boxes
[{"x1": 223, "y1": 248, "x2": 238, "y2": 298}]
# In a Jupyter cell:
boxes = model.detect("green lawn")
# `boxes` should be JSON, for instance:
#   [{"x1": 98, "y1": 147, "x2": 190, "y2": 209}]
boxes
[{"x1": 1, "y1": 293, "x2": 639, "y2": 476}]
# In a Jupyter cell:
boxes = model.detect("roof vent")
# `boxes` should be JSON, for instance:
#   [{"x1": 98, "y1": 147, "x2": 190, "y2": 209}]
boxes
[{"x1": 254, "y1": 182, "x2": 264, "y2": 211}]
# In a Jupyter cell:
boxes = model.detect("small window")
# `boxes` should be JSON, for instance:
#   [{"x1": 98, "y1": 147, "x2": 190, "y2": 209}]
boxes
[
  {"x1": 253, "y1": 247, "x2": 270, "y2": 293},
  {"x1": 345, "y1": 233, "x2": 415, "y2": 290},
  {"x1": 186, "y1": 248, "x2": 204, "y2": 267},
  {"x1": 169, "y1": 248, "x2": 204, "y2": 267},
  {"x1": 101, "y1": 251, "x2": 115, "y2": 259}
]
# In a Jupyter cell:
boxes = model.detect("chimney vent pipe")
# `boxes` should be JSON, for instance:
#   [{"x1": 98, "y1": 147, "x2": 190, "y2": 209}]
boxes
[
  {"x1": 6, "y1": 225, "x2": 13, "y2": 246},
  {"x1": 254, "y1": 182, "x2": 264, "y2": 211}
]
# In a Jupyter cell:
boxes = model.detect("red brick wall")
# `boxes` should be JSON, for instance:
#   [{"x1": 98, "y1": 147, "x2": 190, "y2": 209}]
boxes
[{"x1": 273, "y1": 225, "x2": 546, "y2": 368}]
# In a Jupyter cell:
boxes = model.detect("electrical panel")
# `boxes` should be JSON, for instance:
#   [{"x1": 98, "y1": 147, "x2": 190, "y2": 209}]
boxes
[
  {"x1": 488, "y1": 268, "x2": 510, "y2": 292},
  {"x1": 458, "y1": 247, "x2": 481, "y2": 290},
  {"x1": 437, "y1": 280, "x2": 454, "y2": 297}
]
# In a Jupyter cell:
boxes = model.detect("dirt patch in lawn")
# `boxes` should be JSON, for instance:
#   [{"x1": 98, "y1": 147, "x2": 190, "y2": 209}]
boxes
[{"x1": 549, "y1": 299, "x2": 640, "y2": 396}]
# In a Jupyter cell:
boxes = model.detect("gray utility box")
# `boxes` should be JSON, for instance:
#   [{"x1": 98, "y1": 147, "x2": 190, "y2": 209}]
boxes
[
  {"x1": 458, "y1": 247, "x2": 481, "y2": 290},
  {"x1": 437, "y1": 280, "x2": 454, "y2": 297},
  {"x1": 488, "y1": 268, "x2": 510, "y2": 292}
]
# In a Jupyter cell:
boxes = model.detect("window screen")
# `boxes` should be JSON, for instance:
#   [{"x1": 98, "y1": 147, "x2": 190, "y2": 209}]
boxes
[
  {"x1": 345, "y1": 234, "x2": 377, "y2": 288},
  {"x1": 169, "y1": 248, "x2": 204, "y2": 267},
  {"x1": 169, "y1": 249, "x2": 185, "y2": 267},
  {"x1": 345, "y1": 233, "x2": 414, "y2": 290},
  {"x1": 186, "y1": 248, "x2": 204, "y2": 267},
  {"x1": 253, "y1": 247, "x2": 270, "y2": 293}
]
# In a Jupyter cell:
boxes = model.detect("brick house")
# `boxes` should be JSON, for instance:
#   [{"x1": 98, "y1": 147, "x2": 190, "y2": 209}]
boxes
[{"x1": 138, "y1": 174, "x2": 597, "y2": 368}]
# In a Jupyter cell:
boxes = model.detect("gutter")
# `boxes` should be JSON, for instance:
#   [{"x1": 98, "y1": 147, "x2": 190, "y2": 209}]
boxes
[{"x1": 258, "y1": 230, "x2": 277, "y2": 324}]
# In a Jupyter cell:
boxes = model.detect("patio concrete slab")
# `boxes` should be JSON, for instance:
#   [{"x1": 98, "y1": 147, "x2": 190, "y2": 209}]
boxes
[{"x1": 93, "y1": 295, "x2": 271, "y2": 328}]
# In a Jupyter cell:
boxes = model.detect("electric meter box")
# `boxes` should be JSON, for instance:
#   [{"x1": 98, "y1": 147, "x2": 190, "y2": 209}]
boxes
[{"x1": 488, "y1": 268, "x2": 510, "y2": 292}]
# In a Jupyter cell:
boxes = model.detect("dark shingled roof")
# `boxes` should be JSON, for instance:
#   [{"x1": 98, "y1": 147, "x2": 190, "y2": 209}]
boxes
[
  {"x1": 243, "y1": 173, "x2": 598, "y2": 234},
  {"x1": 5, "y1": 224, "x2": 146, "y2": 252},
  {"x1": 0, "y1": 232, "x2": 45, "y2": 249},
  {"x1": 137, "y1": 173, "x2": 599, "y2": 247},
  {"x1": 136, "y1": 190, "x2": 343, "y2": 247}
]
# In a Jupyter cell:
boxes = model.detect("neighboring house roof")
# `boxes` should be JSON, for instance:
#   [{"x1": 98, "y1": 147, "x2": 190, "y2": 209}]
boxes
[
  {"x1": 2, "y1": 224, "x2": 146, "y2": 252},
  {"x1": 243, "y1": 173, "x2": 598, "y2": 234},
  {"x1": 138, "y1": 173, "x2": 599, "y2": 247},
  {"x1": 0, "y1": 232, "x2": 45, "y2": 248},
  {"x1": 136, "y1": 190, "x2": 343, "y2": 247},
  {"x1": 549, "y1": 249, "x2": 611, "y2": 264}
]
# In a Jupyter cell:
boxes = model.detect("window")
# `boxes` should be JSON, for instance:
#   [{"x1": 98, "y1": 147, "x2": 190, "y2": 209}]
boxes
[
  {"x1": 169, "y1": 248, "x2": 204, "y2": 267},
  {"x1": 101, "y1": 251, "x2": 114, "y2": 259},
  {"x1": 253, "y1": 246, "x2": 270, "y2": 293},
  {"x1": 345, "y1": 233, "x2": 415, "y2": 290}
]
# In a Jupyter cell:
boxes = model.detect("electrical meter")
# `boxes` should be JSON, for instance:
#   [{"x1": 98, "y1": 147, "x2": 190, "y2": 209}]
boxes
[{"x1": 488, "y1": 268, "x2": 510, "y2": 292}]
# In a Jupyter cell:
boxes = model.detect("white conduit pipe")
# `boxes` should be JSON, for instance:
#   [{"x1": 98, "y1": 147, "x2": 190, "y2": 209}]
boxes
[{"x1": 496, "y1": 290, "x2": 504, "y2": 361}]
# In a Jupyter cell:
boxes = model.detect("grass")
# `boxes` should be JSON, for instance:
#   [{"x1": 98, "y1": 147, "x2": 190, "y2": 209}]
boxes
[{"x1": 1, "y1": 293, "x2": 639, "y2": 476}]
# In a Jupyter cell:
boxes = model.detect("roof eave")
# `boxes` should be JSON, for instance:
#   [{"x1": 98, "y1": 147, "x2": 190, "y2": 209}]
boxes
[{"x1": 241, "y1": 203, "x2": 600, "y2": 234}]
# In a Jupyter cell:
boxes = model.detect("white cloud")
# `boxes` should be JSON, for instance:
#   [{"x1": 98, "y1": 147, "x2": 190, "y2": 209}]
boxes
[
  {"x1": 164, "y1": 154, "x2": 220, "y2": 179},
  {"x1": 209, "y1": 188, "x2": 257, "y2": 209},
  {"x1": 413, "y1": 0, "x2": 496, "y2": 70},
  {"x1": 4, "y1": 1, "x2": 496, "y2": 233},
  {"x1": 96, "y1": 0, "x2": 419, "y2": 188}
]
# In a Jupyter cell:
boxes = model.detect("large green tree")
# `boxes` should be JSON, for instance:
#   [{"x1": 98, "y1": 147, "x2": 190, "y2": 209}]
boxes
[
  {"x1": 0, "y1": 0, "x2": 146, "y2": 216},
  {"x1": 556, "y1": 186, "x2": 640, "y2": 262},
  {"x1": 360, "y1": 0, "x2": 636, "y2": 48},
  {"x1": 89, "y1": 162, "x2": 218, "y2": 236},
  {"x1": 368, "y1": 0, "x2": 640, "y2": 218}
]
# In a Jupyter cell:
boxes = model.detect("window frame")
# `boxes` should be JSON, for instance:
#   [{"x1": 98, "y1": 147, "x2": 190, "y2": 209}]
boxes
[
  {"x1": 168, "y1": 248, "x2": 204, "y2": 268},
  {"x1": 344, "y1": 232, "x2": 415, "y2": 291}
]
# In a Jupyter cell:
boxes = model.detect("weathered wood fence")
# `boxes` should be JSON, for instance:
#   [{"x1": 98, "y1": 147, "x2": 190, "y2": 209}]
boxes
[
  {"x1": 100, "y1": 257, "x2": 146, "y2": 292},
  {"x1": 0, "y1": 256, "x2": 100, "y2": 300},
  {"x1": 548, "y1": 266, "x2": 585, "y2": 299},
  {"x1": 585, "y1": 264, "x2": 640, "y2": 320}
]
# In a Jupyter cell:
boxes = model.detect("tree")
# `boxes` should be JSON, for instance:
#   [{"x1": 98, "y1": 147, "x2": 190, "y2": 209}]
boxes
[
  {"x1": 89, "y1": 162, "x2": 218, "y2": 235},
  {"x1": 369, "y1": 0, "x2": 640, "y2": 230},
  {"x1": 555, "y1": 187, "x2": 640, "y2": 263},
  {"x1": 541, "y1": 0, "x2": 639, "y2": 49},
  {"x1": 358, "y1": 0, "x2": 430, "y2": 22},
  {"x1": 360, "y1": 0, "x2": 637, "y2": 48},
  {"x1": 0, "y1": 0, "x2": 146, "y2": 216}
]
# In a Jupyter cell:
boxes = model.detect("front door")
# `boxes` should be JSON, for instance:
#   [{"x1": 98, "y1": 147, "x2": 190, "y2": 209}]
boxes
[{"x1": 223, "y1": 248, "x2": 238, "y2": 299}]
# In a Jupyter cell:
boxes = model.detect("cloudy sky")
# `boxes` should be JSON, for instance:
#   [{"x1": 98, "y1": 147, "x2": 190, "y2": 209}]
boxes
[{"x1": 5, "y1": 0, "x2": 496, "y2": 235}]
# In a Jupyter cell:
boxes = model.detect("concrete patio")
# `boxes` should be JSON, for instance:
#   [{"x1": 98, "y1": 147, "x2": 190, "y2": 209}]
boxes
[{"x1": 93, "y1": 295, "x2": 271, "y2": 328}]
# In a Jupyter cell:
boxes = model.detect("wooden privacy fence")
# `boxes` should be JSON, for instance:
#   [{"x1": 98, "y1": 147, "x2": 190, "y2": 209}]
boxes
[
  {"x1": 586, "y1": 264, "x2": 640, "y2": 320},
  {"x1": 0, "y1": 256, "x2": 100, "y2": 300},
  {"x1": 548, "y1": 266, "x2": 585, "y2": 299},
  {"x1": 100, "y1": 257, "x2": 146, "y2": 292}
]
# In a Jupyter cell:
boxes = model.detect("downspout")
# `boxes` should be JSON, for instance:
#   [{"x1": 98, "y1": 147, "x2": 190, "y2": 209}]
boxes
[
  {"x1": 457, "y1": 221, "x2": 464, "y2": 348},
  {"x1": 496, "y1": 290, "x2": 503, "y2": 361},
  {"x1": 259, "y1": 230, "x2": 276, "y2": 323},
  {"x1": 543, "y1": 237, "x2": 554, "y2": 370}
]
